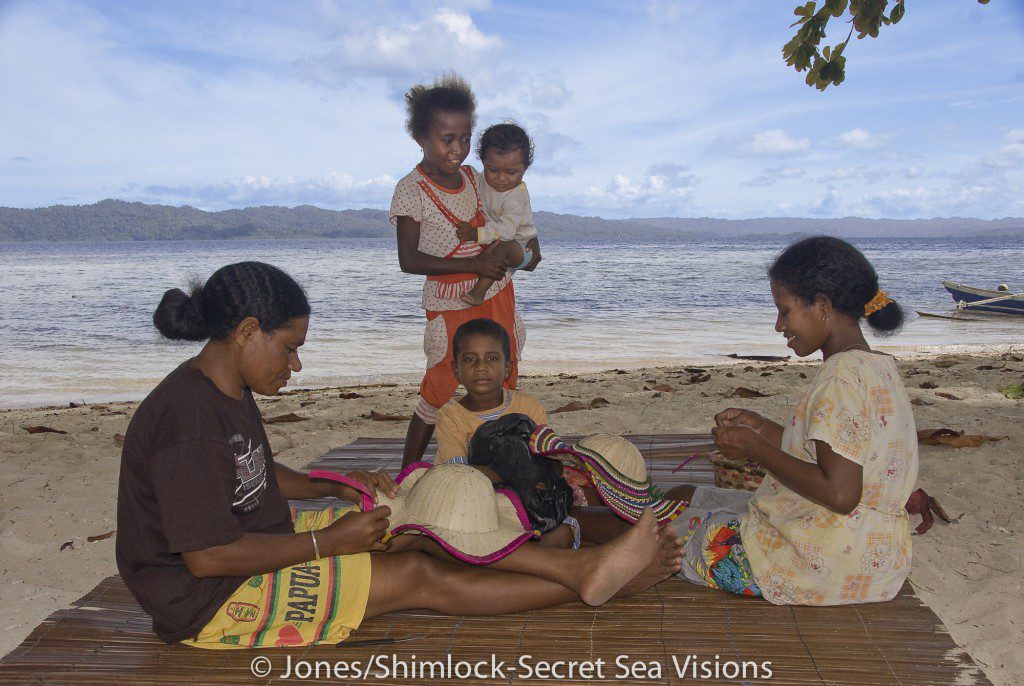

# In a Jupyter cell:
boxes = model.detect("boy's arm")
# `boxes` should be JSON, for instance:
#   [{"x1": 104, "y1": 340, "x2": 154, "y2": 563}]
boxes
[{"x1": 433, "y1": 406, "x2": 471, "y2": 464}]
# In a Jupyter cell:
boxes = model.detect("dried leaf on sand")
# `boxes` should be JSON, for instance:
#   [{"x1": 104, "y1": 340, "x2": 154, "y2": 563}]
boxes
[
  {"x1": 23, "y1": 425, "x2": 67, "y2": 435},
  {"x1": 727, "y1": 354, "x2": 790, "y2": 362},
  {"x1": 362, "y1": 410, "x2": 410, "y2": 421},
  {"x1": 917, "y1": 428, "x2": 1007, "y2": 448},
  {"x1": 338, "y1": 392, "x2": 366, "y2": 399},
  {"x1": 263, "y1": 413, "x2": 308, "y2": 424},
  {"x1": 935, "y1": 392, "x2": 962, "y2": 400},
  {"x1": 905, "y1": 488, "x2": 955, "y2": 535},
  {"x1": 725, "y1": 387, "x2": 770, "y2": 399},
  {"x1": 87, "y1": 530, "x2": 115, "y2": 542}
]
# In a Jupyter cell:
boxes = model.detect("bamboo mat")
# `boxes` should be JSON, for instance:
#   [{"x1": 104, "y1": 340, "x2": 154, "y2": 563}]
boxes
[
  {"x1": 0, "y1": 576, "x2": 989, "y2": 685},
  {"x1": 0, "y1": 436, "x2": 992, "y2": 685}
]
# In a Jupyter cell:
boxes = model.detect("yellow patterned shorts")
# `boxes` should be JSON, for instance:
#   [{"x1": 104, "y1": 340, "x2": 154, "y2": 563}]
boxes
[{"x1": 182, "y1": 507, "x2": 371, "y2": 650}]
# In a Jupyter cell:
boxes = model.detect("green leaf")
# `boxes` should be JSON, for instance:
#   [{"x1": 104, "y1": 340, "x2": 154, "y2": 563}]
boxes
[
  {"x1": 824, "y1": 0, "x2": 848, "y2": 17},
  {"x1": 794, "y1": 1, "x2": 817, "y2": 17},
  {"x1": 890, "y1": 1, "x2": 905, "y2": 24},
  {"x1": 1001, "y1": 384, "x2": 1024, "y2": 400}
]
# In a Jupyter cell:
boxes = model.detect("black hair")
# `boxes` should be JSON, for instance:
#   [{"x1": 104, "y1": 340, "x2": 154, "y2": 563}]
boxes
[
  {"x1": 477, "y1": 121, "x2": 534, "y2": 168},
  {"x1": 152, "y1": 261, "x2": 310, "y2": 342},
  {"x1": 405, "y1": 73, "x2": 477, "y2": 142},
  {"x1": 768, "y1": 236, "x2": 904, "y2": 335},
  {"x1": 452, "y1": 318, "x2": 512, "y2": 360}
]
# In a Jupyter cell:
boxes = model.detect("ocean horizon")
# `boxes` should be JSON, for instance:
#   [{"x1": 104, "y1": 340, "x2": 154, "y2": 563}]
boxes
[{"x1": 1, "y1": 235, "x2": 1021, "y2": 409}]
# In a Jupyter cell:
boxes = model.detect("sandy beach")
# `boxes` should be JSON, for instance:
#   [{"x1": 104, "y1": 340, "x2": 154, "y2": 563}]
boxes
[{"x1": 1, "y1": 349, "x2": 1021, "y2": 684}]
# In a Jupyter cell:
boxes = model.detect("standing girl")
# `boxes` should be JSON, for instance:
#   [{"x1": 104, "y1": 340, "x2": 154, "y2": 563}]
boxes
[
  {"x1": 670, "y1": 236, "x2": 918, "y2": 604},
  {"x1": 390, "y1": 74, "x2": 538, "y2": 463}
]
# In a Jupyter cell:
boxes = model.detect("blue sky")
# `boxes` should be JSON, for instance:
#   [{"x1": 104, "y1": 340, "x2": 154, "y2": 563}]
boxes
[{"x1": 1, "y1": 0, "x2": 1022, "y2": 219}]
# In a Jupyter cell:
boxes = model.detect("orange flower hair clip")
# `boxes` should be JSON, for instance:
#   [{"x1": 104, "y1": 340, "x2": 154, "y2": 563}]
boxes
[{"x1": 864, "y1": 289, "x2": 893, "y2": 316}]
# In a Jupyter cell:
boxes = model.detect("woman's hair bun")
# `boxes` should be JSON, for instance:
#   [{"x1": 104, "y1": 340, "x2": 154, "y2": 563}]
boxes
[
  {"x1": 865, "y1": 299, "x2": 905, "y2": 335},
  {"x1": 152, "y1": 286, "x2": 207, "y2": 341}
]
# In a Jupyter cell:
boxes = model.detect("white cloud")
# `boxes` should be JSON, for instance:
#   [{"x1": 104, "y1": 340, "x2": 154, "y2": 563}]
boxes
[
  {"x1": 742, "y1": 166, "x2": 805, "y2": 187},
  {"x1": 983, "y1": 128, "x2": 1024, "y2": 168},
  {"x1": 292, "y1": 9, "x2": 503, "y2": 90},
  {"x1": 818, "y1": 166, "x2": 859, "y2": 182},
  {"x1": 749, "y1": 129, "x2": 810, "y2": 156},
  {"x1": 582, "y1": 163, "x2": 699, "y2": 211},
  {"x1": 836, "y1": 128, "x2": 890, "y2": 149},
  {"x1": 527, "y1": 73, "x2": 572, "y2": 109},
  {"x1": 713, "y1": 129, "x2": 810, "y2": 158},
  {"x1": 646, "y1": 0, "x2": 695, "y2": 23},
  {"x1": 854, "y1": 188, "x2": 930, "y2": 217},
  {"x1": 808, "y1": 188, "x2": 842, "y2": 216},
  {"x1": 139, "y1": 172, "x2": 397, "y2": 210}
]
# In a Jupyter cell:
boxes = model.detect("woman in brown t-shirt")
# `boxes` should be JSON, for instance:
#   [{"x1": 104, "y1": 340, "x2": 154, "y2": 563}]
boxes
[{"x1": 116, "y1": 261, "x2": 679, "y2": 649}]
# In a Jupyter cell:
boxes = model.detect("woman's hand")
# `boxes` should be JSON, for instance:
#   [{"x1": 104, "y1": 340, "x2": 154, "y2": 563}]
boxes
[
  {"x1": 715, "y1": 408, "x2": 769, "y2": 433},
  {"x1": 455, "y1": 221, "x2": 477, "y2": 243},
  {"x1": 715, "y1": 407, "x2": 784, "y2": 446},
  {"x1": 333, "y1": 469, "x2": 398, "y2": 503},
  {"x1": 472, "y1": 241, "x2": 508, "y2": 280},
  {"x1": 320, "y1": 506, "x2": 392, "y2": 555},
  {"x1": 712, "y1": 423, "x2": 768, "y2": 461}
]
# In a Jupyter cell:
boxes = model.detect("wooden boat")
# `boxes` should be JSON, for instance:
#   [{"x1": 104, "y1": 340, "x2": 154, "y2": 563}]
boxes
[{"x1": 942, "y1": 281, "x2": 1024, "y2": 316}]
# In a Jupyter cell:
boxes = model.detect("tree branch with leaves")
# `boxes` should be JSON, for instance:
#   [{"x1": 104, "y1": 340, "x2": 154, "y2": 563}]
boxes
[{"x1": 784, "y1": 0, "x2": 990, "y2": 91}]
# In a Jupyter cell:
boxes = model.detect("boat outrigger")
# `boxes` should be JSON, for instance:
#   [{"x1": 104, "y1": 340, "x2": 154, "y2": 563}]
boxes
[{"x1": 942, "y1": 281, "x2": 1024, "y2": 316}]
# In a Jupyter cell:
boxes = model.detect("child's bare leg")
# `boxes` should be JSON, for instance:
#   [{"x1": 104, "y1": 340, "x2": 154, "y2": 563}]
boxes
[
  {"x1": 365, "y1": 510, "x2": 658, "y2": 616},
  {"x1": 573, "y1": 487, "x2": 694, "y2": 544},
  {"x1": 480, "y1": 508, "x2": 659, "y2": 605},
  {"x1": 365, "y1": 551, "x2": 575, "y2": 619},
  {"x1": 572, "y1": 505, "x2": 631, "y2": 544},
  {"x1": 461, "y1": 240, "x2": 527, "y2": 305},
  {"x1": 536, "y1": 523, "x2": 573, "y2": 548}
]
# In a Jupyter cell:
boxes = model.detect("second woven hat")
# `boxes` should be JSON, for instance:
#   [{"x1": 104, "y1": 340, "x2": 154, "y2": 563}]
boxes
[{"x1": 529, "y1": 426, "x2": 687, "y2": 526}]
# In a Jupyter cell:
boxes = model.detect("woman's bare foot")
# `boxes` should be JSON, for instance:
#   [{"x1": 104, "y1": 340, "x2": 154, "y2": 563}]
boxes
[
  {"x1": 616, "y1": 523, "x2": 683, "y2": 597},
  {"x1": 460, "y1": 290, "x2": 486, "y2": 306},
  {"x1": 577, "y1": 508, "x2": 658, "y2": 606}
]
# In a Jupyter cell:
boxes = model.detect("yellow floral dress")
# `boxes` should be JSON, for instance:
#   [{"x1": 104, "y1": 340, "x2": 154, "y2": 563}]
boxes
[{"x1": 740, "y1": 350, "x2": 918, "y2": 605}]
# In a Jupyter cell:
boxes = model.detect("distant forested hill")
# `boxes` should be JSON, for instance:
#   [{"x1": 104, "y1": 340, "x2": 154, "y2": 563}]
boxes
[{"x1": 1, "y1": 199, "x2": 1022, "y2": 241}]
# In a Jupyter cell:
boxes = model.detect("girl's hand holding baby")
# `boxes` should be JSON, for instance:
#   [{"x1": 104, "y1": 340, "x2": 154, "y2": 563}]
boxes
[
  {"x1": 455, "y1": 220, "x2": 477, "y2": 243},
  {"x1": 473, "y1": 241, "x2": 508, "y2": 280}
]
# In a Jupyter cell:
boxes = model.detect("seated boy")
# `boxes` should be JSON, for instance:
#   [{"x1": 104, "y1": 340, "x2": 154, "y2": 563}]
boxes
[
  {"x1": 435, "y1": 318, "x2": 580, "y2": 548},
  {"x1": 434, "y1": 317, "x2": 546, "y2": 464}
]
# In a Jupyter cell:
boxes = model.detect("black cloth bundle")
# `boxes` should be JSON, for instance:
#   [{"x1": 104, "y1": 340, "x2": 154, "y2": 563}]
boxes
[{"x1": 468, "y1": 413, "x2": 573, "y2": 534}]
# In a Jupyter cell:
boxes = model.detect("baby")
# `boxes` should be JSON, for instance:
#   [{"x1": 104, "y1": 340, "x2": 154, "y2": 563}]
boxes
[{"x1": 457, "y1": 122, "x2": 539, "y2": 305}]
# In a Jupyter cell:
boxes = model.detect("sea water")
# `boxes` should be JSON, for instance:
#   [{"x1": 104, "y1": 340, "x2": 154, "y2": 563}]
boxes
[{"x1": 0, "y1": 236, "x2": 1021, "y2": 408}]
